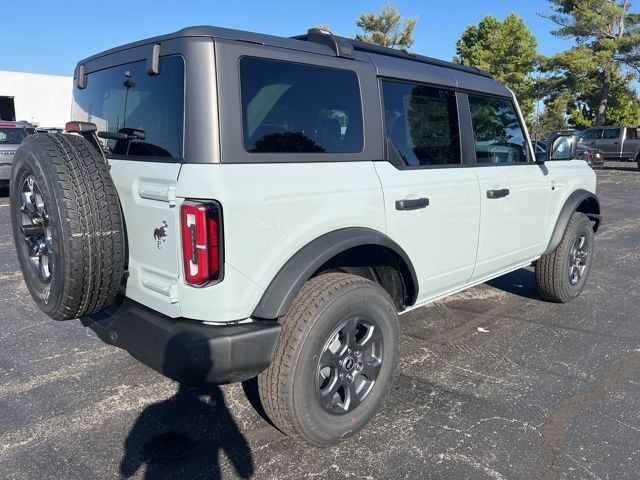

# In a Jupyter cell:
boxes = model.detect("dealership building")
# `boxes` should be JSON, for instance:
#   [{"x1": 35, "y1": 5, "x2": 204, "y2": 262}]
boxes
[{"x1": 0, "y1": 70, "x2": 73, "y2": 128}]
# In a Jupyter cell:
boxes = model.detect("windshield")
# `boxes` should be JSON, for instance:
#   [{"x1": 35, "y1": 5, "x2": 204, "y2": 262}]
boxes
[{"x1": 0, "y1": 127, "x2": 34, "y2": 144}]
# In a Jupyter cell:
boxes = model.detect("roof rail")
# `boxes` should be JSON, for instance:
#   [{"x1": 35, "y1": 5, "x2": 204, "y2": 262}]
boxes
[{"x1": 293, "y1": 29, "x2": 492, "y2": 79}]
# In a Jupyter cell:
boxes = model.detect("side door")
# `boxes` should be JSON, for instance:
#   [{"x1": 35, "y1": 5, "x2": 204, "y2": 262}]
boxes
[
  {"x1": 467, "y1": 94, "x2": 553, "y2": 282},
  {"x1": 598, "y1": 127, "x2": 623, "y2": 158},
  {"x1": 621, "y1": 127, "x2": 640, "y2": 159},
  {"x1": 374, "y1": 80, "x2": 481, "y2": 302},
  {"x1": 580, "y1": 128, "x2": 603, "y2": 149}
]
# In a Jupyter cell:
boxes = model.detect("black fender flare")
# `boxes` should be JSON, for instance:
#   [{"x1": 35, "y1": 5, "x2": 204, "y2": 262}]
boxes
[
  {"x1": 251, "y1": 227, "x2": 419, "y2": 320},
  {"x1": 544, "y1": 189, "x2": 601, "y2": 255}
]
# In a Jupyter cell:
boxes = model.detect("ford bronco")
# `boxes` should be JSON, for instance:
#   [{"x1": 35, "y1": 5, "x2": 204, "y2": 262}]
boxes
[{"x1": 10, "y1": 26, "x2": 601, "y2": 445}]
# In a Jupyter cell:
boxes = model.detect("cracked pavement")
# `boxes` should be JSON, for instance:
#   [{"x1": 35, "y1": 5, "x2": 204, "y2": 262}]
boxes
[{"x1": 0, "y1": 163, "x2": 639, "y2": 479}]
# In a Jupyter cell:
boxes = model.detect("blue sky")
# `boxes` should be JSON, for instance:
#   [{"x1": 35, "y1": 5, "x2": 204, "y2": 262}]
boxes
[{"x1": 5, "y1": 1, "x2": 576, "y2": 77}]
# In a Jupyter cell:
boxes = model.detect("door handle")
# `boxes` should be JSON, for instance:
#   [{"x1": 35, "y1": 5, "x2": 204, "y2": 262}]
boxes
[
  {"x1": 486, "y1": 188, "x2": 510, "y2": 199},
  {"x1": 395, "y1": 198, "x2": 430, "y2": 210}
]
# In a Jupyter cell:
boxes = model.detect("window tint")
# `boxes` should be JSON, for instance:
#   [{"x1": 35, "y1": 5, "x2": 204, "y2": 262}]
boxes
[
  {"x1": 72, "y1": 56, "x2": 185, "y2": 159},
  {"x1": 581, "y1": 129, "x2": 602, "y2": 141},
  {"x1": 382, "y1": 80, "x2": 461, "y2": 166},
  {"x1": 0, "y1": 127, "x2": 32, "y2": 144},
  {"x1": 468, "y1": 95, "x2": 529, "y2": 164},
  {"x1": 602, "y1": 128, "x2": 621, "y2": 139},
  {"x1": 240, "y1": 57, "x2": 363, "y2": 153},
  {"x1": 627, "y1": 128, "x2": 638, "y2": 140}
]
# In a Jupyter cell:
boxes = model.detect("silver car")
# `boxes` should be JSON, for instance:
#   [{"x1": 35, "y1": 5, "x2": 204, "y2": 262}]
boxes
[{"x1": 0, "y1": 122, "x2": 35, "y2": 185}]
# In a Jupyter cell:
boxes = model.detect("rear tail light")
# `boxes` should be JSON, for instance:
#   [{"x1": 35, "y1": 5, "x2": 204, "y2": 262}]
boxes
[{"x1": 181, "y1": 201, "x2": 223, "y2": 286}]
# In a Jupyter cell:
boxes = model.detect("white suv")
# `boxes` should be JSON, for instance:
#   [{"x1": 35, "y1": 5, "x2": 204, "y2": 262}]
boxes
[{"x1": 10, "y1": 27, "x2": 601, "y2": 445}]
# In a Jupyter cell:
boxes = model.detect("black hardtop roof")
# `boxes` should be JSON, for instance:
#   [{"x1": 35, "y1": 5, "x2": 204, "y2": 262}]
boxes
[{"x1": 77, "y1": 25, "x2": 493, "y2": 79}]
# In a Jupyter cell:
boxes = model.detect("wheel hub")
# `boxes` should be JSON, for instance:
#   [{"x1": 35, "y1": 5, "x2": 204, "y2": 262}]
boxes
[
  {"x1": 19, "y1": 175, "x2": 53, "y2": 283},
  {"x1": 568, "y1": 234, "x2": 588, "y2": 285},
  {"x1": 315, "y1": 316, "x2": 383, "y2": 415}
]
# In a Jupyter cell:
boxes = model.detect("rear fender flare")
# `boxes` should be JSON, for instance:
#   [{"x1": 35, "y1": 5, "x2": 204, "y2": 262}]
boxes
[{"x1": 251, "y1": 227, "x2": 418, "y2": 320}]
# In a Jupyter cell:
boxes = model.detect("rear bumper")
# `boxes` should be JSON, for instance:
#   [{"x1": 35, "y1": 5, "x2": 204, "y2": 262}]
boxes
[
  {"x1": 81, "y1": 296, "x2": 281, "y2": 385},
  {"x1": 0, "y1": 163, "x2": 11, "y2": 181}
]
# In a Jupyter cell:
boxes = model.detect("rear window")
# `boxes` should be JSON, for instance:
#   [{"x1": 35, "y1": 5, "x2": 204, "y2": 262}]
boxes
[
  {"x1": 240, "y1": 57, "x2": 364, "y2": 154},
  {"x1": 0, "y1": 127, "x2": 34, "y2": 144},
  {"x1": 72, "y1": 55, "x2": 185, "y2": 159}
]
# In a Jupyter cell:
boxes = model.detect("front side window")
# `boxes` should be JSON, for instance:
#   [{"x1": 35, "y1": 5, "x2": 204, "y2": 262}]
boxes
[
  {"x1": 240, "y1": 57, "x2": 363, "y2": 153},
  {"x1": 382, "y1": 80, "x2": 461, "y2": 167},
  {"x1": 72, "y1": 55, "x2": 185, "y2": 159},
  {"x1": 469, "y1": 95, "x2": 529, "y2": 164}
]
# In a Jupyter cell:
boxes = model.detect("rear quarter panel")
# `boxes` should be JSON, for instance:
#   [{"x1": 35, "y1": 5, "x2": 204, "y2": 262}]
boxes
[{"x1": 175, "y1": 162, "x2": 385, "y2": 322}]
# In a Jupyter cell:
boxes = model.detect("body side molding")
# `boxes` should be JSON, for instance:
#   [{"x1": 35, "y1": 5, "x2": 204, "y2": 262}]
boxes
[
  {"x1": 252, "y1": 227, "x2": 419, "y2": 320},
  {"x1": 544, "y1": 189, "x2": 601, "y2": 255}
]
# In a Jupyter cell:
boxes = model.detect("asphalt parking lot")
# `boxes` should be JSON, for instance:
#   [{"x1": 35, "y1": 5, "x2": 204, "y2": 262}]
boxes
[{"x1": 0, "y1": 163, "x2": 639, "y2": 480}]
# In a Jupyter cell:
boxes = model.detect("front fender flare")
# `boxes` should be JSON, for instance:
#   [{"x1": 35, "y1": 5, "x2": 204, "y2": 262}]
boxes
[
  {"x1": 544, "y1": 189, "x2": 601, "y2": 255},
  {"x1": 251, "y1": 227, "x2": 418, "y2": 320}
]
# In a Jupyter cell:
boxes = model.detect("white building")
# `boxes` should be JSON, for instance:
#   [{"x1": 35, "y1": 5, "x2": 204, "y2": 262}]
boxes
[{"x1": 0, "y1": 71, "x2": 73, "y2": 128}]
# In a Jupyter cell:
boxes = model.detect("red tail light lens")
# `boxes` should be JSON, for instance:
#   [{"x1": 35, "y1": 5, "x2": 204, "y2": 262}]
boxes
[{"x1": 181, "y1": 201, "x2": 222, "y2": 286}]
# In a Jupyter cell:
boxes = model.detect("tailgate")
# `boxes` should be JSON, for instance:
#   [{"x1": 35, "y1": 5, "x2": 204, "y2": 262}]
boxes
[{"x1": 109, "y1": 159, "x2": 183, "y2": 318}]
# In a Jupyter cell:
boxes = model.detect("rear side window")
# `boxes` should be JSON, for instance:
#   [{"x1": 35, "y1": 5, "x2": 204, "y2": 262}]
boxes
[
  {"x1": 602, "y1": 128, "x2": 621, "y2": 139},
  {"x1": 72, "y1": 55, "x2": 185, "y2": 159},
  {"x1": 581, "y1": 129, "x2": 602, "y2": 141},
  {"x1": 240, "y1": 57, "x2": 363, "y2": 153},
  {"x1": 382, "y1": 80, "x2": 461, "y2": 166},
  {"x1": 468, "y1": 95, "x2": 529, "y2": 164},
  {"x1": 627, "y1": 128, "x2": 638, "y2": 140}
]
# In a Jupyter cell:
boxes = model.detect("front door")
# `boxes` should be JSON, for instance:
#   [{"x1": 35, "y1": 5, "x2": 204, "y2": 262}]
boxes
[
  {"x1": 466, "y1": 94, "x2": 553, "y2": 281},
  {"x1": 374, "y1": 80, "x2": 480, "y2": 302}
]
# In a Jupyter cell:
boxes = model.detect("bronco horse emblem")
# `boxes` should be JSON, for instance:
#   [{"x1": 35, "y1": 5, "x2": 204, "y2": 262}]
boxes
[{"x1": 153, "y1": 221, "x2": 168, "y2": 249}]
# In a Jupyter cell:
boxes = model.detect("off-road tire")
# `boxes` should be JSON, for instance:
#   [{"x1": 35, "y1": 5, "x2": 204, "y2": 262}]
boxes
[
  {"x1": 10, "y1": 133, "x2": 125, "y2": 320},
  {"x1": 258, "y1": 273, "x2": 399, "y2": 446},
  {"x1": 536, "y1": 212, "x2": 594, "y2": 303}
]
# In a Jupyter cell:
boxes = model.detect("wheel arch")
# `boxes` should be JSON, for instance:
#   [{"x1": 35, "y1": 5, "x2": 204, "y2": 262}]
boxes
[
  {"x1": 544, "y1": 189, "x2": 601, "y2": 255},
  {"x1": 251, "y1": 227, "x2": 419, "y2": 320}
]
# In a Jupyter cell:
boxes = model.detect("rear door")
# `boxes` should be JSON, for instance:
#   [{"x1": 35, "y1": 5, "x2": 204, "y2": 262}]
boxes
[
  {"x1": 621, "y1": 127, "x2": 640, "y2": 158},
  {"x1": 374, "y1": 80, "x2": 480, "y2": 302},
  {"x1": 467, "y1": 94, "x2": 553, "y2": 281},
  {"x1": 72, "y1": 50, "x2": 187, "y2": 317},
  {"x1": 599, "y1": 127, "x2": 623, "y2": 158}
]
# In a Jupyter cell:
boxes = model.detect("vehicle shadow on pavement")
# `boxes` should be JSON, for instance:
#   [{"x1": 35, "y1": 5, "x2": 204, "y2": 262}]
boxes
[
  {"x1": 119, "y1": 340, "x2": 255, "y2": 479},
  {"x1": 486, "y1": 267, "x2": 541, "y2": 300}
]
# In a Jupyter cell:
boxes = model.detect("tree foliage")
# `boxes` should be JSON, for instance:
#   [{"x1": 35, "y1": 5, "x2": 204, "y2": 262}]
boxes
[
  {"x1": 454, "y1": 14, "x2": 539, "y2": 119},
  {"x1": 543, "y1": 0, "x2": 640, "y2": 126},
  {"x1": 532, "y1": 95, "x2": 570, "y2": 136},
  {"x1": 355, "y1": 2, "x2": 418, "y2": 48}
]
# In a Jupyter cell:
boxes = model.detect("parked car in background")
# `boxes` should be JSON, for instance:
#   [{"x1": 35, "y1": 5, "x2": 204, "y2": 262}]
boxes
[
  {"x1": 0, "y1": 121, "x2": 35, "y2": 187},
  {"x1": 580, "y1": 126, "x2": 640, "y2": 168},
  {"x1": 534, "y1": 135, "x2": 604, "y2": 170}
]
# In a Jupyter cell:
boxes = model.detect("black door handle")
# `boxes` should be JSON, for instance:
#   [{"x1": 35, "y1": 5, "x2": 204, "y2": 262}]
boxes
[
  {"x1": 395, "y1": 198, "x2": 430, "y2": 210},
  {"x1": 486, "y1": 188, "x2": 510, "y2": 199}
]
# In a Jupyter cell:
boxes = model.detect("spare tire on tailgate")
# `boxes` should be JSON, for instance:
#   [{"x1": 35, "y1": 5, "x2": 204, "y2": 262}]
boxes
[{"x1": 10, "y1": 133, "x2": 125, "y2": 320}]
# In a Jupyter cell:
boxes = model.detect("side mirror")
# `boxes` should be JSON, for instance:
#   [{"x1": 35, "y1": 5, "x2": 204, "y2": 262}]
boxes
[
  {"x1": 535, "y1": 150, "x2": 547, "y2": 165},
  {"x1": 546, "y1": 133, "x2": 578, "y2": 161}
]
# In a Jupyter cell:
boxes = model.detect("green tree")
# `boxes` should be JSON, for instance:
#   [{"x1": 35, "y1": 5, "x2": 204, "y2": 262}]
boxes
[
  {"x1": 533, "y1": 95, "x2": 570, "y2": 136},
  {"x1": 355, "y1": 2, "x2": 418, "y2": 48},
  {"x1": 454, "y1": 14, "x2": 539, "y2": 119},
  {"x1": 543, "y1": 0, "x2": 640, "y2": 126}
]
